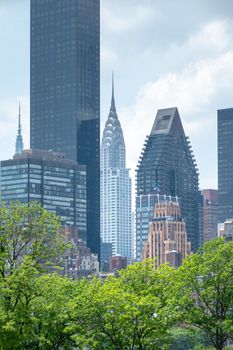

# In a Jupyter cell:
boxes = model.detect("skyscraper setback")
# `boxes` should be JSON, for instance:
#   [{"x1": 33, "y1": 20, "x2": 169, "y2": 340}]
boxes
[
  {"x1": 136, "y1": 107, "x2": 201, "y2": 260},
  {"x1": 218, "y1": 108, "x2": 233, "y2": 223},
  {"x1": 30, "y1": 0, "x2": 100, "y2": 257},
  {"x1": 101, "y1": 77, "x2": 132, "y2": 263}
]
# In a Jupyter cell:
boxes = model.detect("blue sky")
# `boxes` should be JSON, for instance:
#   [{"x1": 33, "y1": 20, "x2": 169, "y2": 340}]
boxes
[{"x1": 1, "y1": 0, "x2": 233, "y2": 190}]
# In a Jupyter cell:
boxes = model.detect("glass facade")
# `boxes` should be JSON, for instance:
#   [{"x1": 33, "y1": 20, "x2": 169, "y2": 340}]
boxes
[
  {"x1": 218, "y1": 108, "x2": 233, "y2": 223},
  {"x1": 30, "y1": 0, "x2": 100, "y2": 256},
  {"x1": 136, "y1": 108, "x2": 201, "y2": 259},
  {"x1": 0, "y1": 150, "x2": 86, "y2": 238}
]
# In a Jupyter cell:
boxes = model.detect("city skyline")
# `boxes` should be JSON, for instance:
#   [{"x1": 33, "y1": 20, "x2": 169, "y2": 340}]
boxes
[{"x1": 1, "y1": 1, "x2": 233, "y2": 193}]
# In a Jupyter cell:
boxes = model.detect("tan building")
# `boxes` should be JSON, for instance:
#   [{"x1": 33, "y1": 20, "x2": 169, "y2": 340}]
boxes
[{"x1": 143, "y1": 201, "x2": 191, "y2": 268}]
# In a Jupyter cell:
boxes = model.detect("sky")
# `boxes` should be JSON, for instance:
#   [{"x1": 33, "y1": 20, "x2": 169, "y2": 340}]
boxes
[{"x1": 1, "y1": 0, "x2": 233, "y2": 191}]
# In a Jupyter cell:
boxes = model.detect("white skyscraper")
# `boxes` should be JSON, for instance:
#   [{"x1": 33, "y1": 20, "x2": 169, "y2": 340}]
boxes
[{"x1": 101, "y1": 75, "x2": 132, "y2": 263}]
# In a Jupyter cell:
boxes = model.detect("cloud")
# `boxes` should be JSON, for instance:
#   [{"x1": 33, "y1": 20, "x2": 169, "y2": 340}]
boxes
[
  {"x1": 120, "y1": 50, "x2": 233, "y2": 191},
  {"x1": 165, "y1": 19, "x2": 233, "y2": 70},
  {"x1": 101, "y1": 46, "x2": 118, "y2": 66},
  {"x1": 102, "y1": 3, "x2": 156, "y2": 33},
  {"x1": 0, "y1": 6, "x2": 6, "y2": 17}
]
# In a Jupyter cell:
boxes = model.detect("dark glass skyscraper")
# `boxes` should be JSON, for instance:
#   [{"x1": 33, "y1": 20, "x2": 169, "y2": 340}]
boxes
[
  {"x1": 218, "y1": 108, "x2": 233, "y2": 222},
  {"x1": 30, "y1": 0, "x2": 100, "y2": 256},
  {"x1": 136, "y1": 107, "x2": 201, "y2": 259}
]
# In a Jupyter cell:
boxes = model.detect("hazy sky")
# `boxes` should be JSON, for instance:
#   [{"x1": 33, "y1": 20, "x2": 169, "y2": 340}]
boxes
[{"x1": 1, "y1": 0, "x2": 233, "y2": 190}]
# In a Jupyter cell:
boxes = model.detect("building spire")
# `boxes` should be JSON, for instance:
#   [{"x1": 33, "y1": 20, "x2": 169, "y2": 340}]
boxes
[
  {"x1": 15, "y1": 102, "x2": 24, "y2": 155},
  {"x1": 110, "y1": 71, "x2": 116, "y2": 113},
  {"x1": 18, "y1": 102, "x2": 21, "y2": 135}
]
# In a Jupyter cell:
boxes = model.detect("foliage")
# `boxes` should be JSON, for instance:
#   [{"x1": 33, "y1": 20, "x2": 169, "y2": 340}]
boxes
[
  {"x1": 0, "y1": 204, "x2": 232, "y2": 350},
  {"x1": 0, "y1": 260, "x2": 75, "y2": 349},
  {"x1": 0, "y1": 201, "x2": 65, "y2": 277},
  {"x1": 167, "y1": 327, "x2": 209, "y2": 350},
  {"x1": 176, "y1": 238, "x2": 233, "y2": 350},
  {"x1": 69, "y1": 260, "x2": 178, "y2": 350}
]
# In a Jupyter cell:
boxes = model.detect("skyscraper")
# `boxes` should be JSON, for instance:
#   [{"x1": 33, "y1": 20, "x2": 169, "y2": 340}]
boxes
[
  {"x1": 15, "y1": 104, "x2": 23, "y2": 156},
  {"x1": 100, "y1": 76, "x2": 132, "y2": 263},
  {"x1": 143, "y1": 200, "x2": 191, "y2": 268},
  {"x1": 218, "y1": 108, "x2": 233, "y2": 223},
  {"x1": 1, "y1": 149, "x2": 86, "y2": 236},
  {"x1": 136, "y1": 107, "x2": 201, "y2": 260},
  {"x1": 202, "y1": 189, "x2": 218, "y2": 242},
  {"x1": 30, "y1": 0, "x2": 100, "y2": 256}
]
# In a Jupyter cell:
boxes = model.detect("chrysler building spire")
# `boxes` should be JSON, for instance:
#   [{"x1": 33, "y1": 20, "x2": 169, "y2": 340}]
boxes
[
  {"x1": 110, "y1": 71, "x2": 116, "y2": 113},
  {"x1": 15, "y1": 103, "x2": 24, "y2": 155},
  {"x1": 100, "y1": 74, "x2": 132, "y2": 265}
]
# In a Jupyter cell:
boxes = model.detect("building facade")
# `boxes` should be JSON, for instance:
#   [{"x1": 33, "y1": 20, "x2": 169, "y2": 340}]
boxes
[
  {"x1": 0, "y1": 149, "x2": 86, "y2": 238},
  {"x1": 202, "y1": 189, "x2": 218, "y2": 242},
  {"x1": 30, "y1": 0, "x2": 100, "y2": 256},
  {"x1": 143, "y1": 201, "x2": 191, "y2": 268},
  {"x1": 100, "y1": 78, "x2": 132, "y2": 263},
  {"x1": 64, "y1": 227, "x2": 99, "y2": 278},
  {"x1": 218, "y1": 219, "x2": 233, "y2": 241},
  {"x1": 136, "y1": 107, "x2": 201, "y2": 260},
  {"x1": 136, "y1": 193, "x2": 179, "y2": 262},
  {"x1": 218, "y1": 108, "x2": 233, "y2": 223}
]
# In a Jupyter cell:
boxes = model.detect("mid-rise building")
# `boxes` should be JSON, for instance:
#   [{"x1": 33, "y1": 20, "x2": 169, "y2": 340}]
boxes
[
  {"x1": 136, "y1": 107, "x2": 201, "y2": 260},
  {"x1": 143, "y1": 200, "x2": 191, "y2": 268},
  {"x1": 110, "y1": 255, "x2": 127, "y2": 272},
  {"x1": 218, "y1": 219, "x2": 233, "y2": 241},
  {"x1": 218, "y1": 108, "x2": 233, "y2": 223},
  {"x1": 202, "y1": 189, "x2": 218, "y2": 242},
  {"x1": 30, "y1": 0, "x2": 100, "y2": 257},
  {"x1": 64, "y1": 227, "x2": 99, "y2": 278},
  {"x1": 100, "y1": 77, "x2": 132, "y2": 263},
  {"x1": 0, "y1": 149, "x2": 86, "y2": 238},
  {"x1": 136, "y1": 193, "x2": 179, "y2": 261}
]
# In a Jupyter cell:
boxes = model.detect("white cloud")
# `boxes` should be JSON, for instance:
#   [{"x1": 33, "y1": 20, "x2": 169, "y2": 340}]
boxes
[
  {"x1": 101, "y1": 45, "x2": 118, "y2": 66},
  {"x1": 120, "y1": 50, "x2": 233, "y2": 192},
  {"x1": 102, "y1": 3, "x2": 155, "y2": 33},
  {"x1": 167, "y1": 19, "x2": 233, "y2": 67},
  {"x1": 0, "y1": 6, "x2": 6, "y2": 17}
]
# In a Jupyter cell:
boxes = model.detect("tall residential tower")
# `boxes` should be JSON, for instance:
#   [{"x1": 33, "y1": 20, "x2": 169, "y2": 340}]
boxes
[
  {"x1": 101, "y1": 77, "x2": 132, "y2": 263},
  {"x1": 30, "y1": 0, "x2": 100, "y2": 256},
  {"x1": 136, "y1": 107, "x2": 201, "y2": 260},
  {"x1": 218, "y1": 108, "x2": 233, "y2": 223}
]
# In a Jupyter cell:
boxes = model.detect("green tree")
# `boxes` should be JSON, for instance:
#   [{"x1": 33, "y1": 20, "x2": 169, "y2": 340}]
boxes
[
  {"x1": 0, "y1": 201, "x2": 72, "y2": 349},
  {"x1": 167, "y1": 327, "x2": 209, "y2": 350},
  {"x1": 177, "y1": 238, "x2": 233, "y2": 350},
  {"x1": 0, "y1": 201, "x2": 65, "y2": 277},
  {"x1": 69, "y1": 260, "x2": 178, "y2": 349},
  {"x1": 0, "y1": 259, "x2": 75, "y2": 349}
]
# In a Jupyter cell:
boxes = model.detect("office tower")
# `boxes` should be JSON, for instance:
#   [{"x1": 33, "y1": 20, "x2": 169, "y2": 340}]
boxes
[
  {"x1": 0, "y1": 149, "x2": 86, "y2": 237},
  {"x1": 143, "y1": 200, "x2": 191, "y2": 268},
  {"x1": 100, "y1": 77, "x2": 132, "y2": 263},
  {"x1": 136, "y1": 193, "x2": 179, "y2": 261},
  {"x1": 15, "y1": 104, "x2": 23, "y2": 156},
  {"x1": 218, "y1": 108, "x2": 233, "y2": 223},
  {"x1": 136, "y1": 107, "x2": 200, "y2": 260},
  {"x1": 202, "y1": 189, "x2": 218, "y2": 242},
  {"x1": 30, "y1": 0, "x2": 100, "y2": 256}
]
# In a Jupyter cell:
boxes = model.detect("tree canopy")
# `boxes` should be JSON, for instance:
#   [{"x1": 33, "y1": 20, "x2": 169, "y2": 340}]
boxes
[{"x1": 0, "y1": 202, "x2": 233, "y2": 349}]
